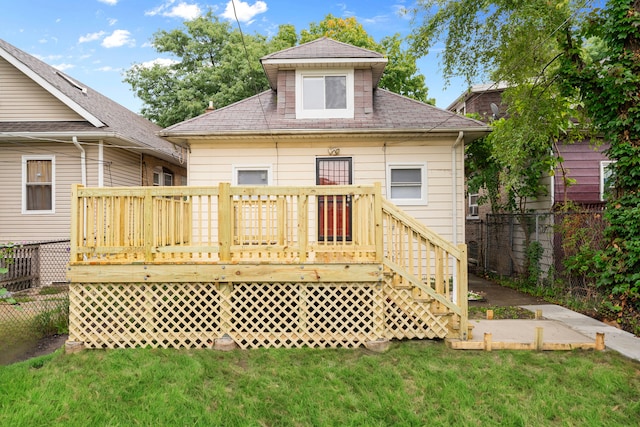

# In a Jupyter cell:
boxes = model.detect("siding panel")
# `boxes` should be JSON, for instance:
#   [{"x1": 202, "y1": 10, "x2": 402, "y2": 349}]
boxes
[
  {"x1": 0, "y1": 143, "x2": 81, "y2": 242},
  {"x1": 189, "y1": 137, "x2": 464, "y2": 242},
  {"x1": 0, "y1": 58, "x2": 85, "y2": 121}
]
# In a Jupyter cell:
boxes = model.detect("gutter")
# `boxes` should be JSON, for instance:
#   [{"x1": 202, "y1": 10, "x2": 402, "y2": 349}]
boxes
[
  {"x1": 72, "y1": 136, "x2": 86, "y2": 186},
  {"x1": 159, "y1": 127, "x2": 490, "y2": 139},
  {"x1": 452, "y1": 131, "x2": 464, "y2": 245}
]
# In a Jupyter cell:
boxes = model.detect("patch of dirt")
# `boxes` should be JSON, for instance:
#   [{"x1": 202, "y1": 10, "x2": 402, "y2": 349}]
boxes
[{"x1": 1, "y1": 334, "x2": 68, "y2": 366}]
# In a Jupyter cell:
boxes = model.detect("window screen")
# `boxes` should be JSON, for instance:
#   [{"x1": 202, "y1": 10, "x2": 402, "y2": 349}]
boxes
[
  {"x1": 238, "y1": 169, "x2": 269, "y2": 185},
  {"x1": 26, "y1": 159, "x2": 53, "y2": 211},
  {"x1": 390, "y1": 168, "x2": 422, "y2": 199}
]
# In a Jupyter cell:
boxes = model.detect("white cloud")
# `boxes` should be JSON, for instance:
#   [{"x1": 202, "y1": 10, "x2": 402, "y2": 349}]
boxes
[
  {"x1": 145, "y1": 1, "x2": 201, "y2": 20},
  {"x1": 136, "y1": 58, "x2": 179, "y2": 68},
  {"x1": 102, "y1": 29, "x2": 135, "y2": 48},
  {"x1": 95, "y1": 66, "x2": 120, "y2": 72},
  {"x1": 79, "y1": 31, "x2": 106, "y2": 43},
  {"x1": 221, "y1": 0, "x2": 267, "y2": 23},
  {"x1": 108, "y1": 18, "x2": 118, "y2": 26},
  {"x1": 392, "y1": 5, "x2": 410, "y2": 19},
  {"x1": 98, "y1": 0, "x2": 118, "y2": 5},
  {"x1": 53, "y1": 63, "x2": 75, "y2": 71}
]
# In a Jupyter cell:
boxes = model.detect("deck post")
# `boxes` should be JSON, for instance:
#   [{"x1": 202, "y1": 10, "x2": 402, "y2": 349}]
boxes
[
  {"x1": 143, "y1": 188, "x2": 154, "y2": 262},
  {"x1": 297, "y1": 192, "x2": 308, "y2": 262},
  {"x1": 219, "y1": 183, "x2": 232, "y2": 262},
  {"x1": 457, "y1": 243, "x2": 469, "y2": 340},
  {"x1": 373, "y1": 182, "x2": 383, "y2": 263},
  {"x1": 69, "y1": 184, "x2": 81, "y2": 263}
]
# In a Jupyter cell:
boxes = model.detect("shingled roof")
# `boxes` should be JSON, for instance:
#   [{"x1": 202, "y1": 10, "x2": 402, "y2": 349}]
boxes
[
  {"x1": 0, "y1": 38, "x2": 183, "y2": 163},
  {"x1": 162, "y1": 37, "x2": 488, "y2": 142},
  {"x1": 261, "y1": 37, "x2": 388, "y2": 89}
]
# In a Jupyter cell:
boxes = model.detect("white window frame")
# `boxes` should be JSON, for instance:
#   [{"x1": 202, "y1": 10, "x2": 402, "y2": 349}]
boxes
[
  {"x1": 22, "y1": 155, "x2": 55, "y2": 214},
  {"x1": 386, "y1": 163, "x2": 427, "y2": 206},
  {"x1": 153, "y1": 166, "x2": 174, "y2": 186},
  {"x1": 468, "y1": 193, "x2": 479, "y2": 218},
  {"x1": 600, "y1": 160, "x2": 615, "y2": 201},
  {"x1": 295, "y1": 69, "x2": 354, "y2": 119},
  {"x1": 232, "y1": 165, "x2": 273, "y2": 186}
]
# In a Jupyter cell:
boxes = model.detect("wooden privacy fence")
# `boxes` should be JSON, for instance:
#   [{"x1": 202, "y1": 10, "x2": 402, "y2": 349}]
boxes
[{"x1": 67, "y1": 183, "x2": 468, "y2": 349}]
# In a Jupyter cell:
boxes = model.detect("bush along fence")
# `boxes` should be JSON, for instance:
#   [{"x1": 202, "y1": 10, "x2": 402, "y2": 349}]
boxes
[
  {"x1": 0, "y1": 240, "x2": 70, "y2": 364},
  {"x1": 469, "y1": 210, "x2": 613, "y2": 317}
]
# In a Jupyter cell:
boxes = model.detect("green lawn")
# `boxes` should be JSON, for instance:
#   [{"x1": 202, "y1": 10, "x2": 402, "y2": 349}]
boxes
[{"x1": 1, "y1": 342, "x2": 639, "y2": 426}]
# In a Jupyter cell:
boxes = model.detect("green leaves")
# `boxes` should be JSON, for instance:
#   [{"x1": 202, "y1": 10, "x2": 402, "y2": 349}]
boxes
[{"x1": 560, "y1": 0, "x2": 640, "y2": 331}]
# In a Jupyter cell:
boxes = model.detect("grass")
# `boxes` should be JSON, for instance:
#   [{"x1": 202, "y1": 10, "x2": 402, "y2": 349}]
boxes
[
  {"x1": 1, "y1": 342, "x2": 639, "y2": 426},
  {"x1": 469, "y1": 306, "x2": 536, "y2": 320}
]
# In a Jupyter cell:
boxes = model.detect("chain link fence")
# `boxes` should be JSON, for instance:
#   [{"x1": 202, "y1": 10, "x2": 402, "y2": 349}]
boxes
[
  {"x1": 1, "y1": 240, "x2": 70, "y2": 364},
  {"x1": 472, "y1": 211, "x2": 607, "y2": 304}
]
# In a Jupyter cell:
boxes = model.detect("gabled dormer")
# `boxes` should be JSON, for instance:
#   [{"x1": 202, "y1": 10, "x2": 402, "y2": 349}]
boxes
[{"x1": 260, "y1": 37, "x2": 387, "y2": 120}]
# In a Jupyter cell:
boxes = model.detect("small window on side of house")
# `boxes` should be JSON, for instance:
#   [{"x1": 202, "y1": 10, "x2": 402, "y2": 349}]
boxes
[
  {"x1": 600, "y1": 160, "x2": 615, "y2": 201},
  {"x1": 23, "y1": 156, "x2": 55, "y2": 214},
  {"x1": 387, "y1": 163, "x2": 427, "y2": 205},
  {"x1": 153, "y1": 167, "x2": 174, "y2": 186},
  {"x1": 233, "y1": 166, "x2": 272, "y2": 186},
  {"x1": 468, "y1": 193, "x2": 479, "y2": 218}
]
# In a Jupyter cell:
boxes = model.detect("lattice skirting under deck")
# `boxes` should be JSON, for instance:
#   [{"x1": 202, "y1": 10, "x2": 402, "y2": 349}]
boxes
[{"x1": 69, "y1": 281, "x2": 452, "y2": 349}]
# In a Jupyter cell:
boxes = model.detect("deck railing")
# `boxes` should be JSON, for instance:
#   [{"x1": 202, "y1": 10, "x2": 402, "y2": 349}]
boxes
[{"x1": 70, "y1": 183, "x2": 381, "y2": 264}]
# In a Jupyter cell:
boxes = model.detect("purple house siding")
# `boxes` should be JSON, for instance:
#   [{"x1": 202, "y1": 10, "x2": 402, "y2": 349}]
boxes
[{"x1": 554, "y1": 140, "x2": 609, "y2": 206}]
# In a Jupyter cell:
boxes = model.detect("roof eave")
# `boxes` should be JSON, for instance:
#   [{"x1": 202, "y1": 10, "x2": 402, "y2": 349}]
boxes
[
  {"x1": 161, "y1": 127, "x2": 491, "y2": 142},
  {"x1": 0, "y1": 130, "x2": 184, "y2": 164}
]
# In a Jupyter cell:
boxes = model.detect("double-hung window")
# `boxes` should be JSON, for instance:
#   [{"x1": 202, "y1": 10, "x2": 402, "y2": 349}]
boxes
[
  {"x1": 296, "y1": 70, "x2": 354, "y2": 119},
  {"x1": 387, "y1": 163, "x2": 427, "y2": 205},
  {"x1": 468, "y1": 193, "x2": 479, "y2": 218},
  {"x1": 23, "y1": 155, "x2": 54, "y2": 213}
]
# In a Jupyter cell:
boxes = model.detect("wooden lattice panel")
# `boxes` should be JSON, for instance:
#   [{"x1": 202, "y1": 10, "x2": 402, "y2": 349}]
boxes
[
  {"x1": 384, "y1": 287, "x2": 451, "y2": 340},
  {"x1": 69, "y1": 282, "x2": 391, "y2": 349},
  {"x1": 69, "y1": 283, "x2": 220, "y2": 348}
]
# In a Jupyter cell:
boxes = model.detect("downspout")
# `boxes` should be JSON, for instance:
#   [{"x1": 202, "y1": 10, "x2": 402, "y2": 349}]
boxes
[
  {"x1": 98, "y1": 140, "x2": 104, "y2": 187},
  {"x1": 452, "y1": 131, "x2": 464, "y2": 245},
  {"x1": 72, "y1": 136, "x2": 86, "y2": 186},
  {"x1": 451, "y1": 131, "x2": 464, "y2": 307}
]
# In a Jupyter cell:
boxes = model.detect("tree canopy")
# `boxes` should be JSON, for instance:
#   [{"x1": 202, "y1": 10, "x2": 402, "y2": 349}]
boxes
[
  {"x1": 411, "y1": 0, "x2": 593, "y2": 213},
  {"x1": 125, "y1": 13, "x2": 432, "y2": 127}
]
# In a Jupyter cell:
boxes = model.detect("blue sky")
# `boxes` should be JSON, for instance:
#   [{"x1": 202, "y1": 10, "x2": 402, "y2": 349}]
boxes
[{"x1": 0, "y1": 0, "x2": 467, "y2": 114}]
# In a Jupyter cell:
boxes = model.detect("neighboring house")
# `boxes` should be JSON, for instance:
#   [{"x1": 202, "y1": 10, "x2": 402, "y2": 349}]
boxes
[
  {"x1": 0, "y1": 38, "x2": 188, "y2": 244},
  {"x1": 161, "y1": 37, "x2": 489, "y2": 244},
  {"x1": 449, "y1": 83, "x2": 611, "y2": 275},
  {"x1": 449, "y1": 82, "x2": 611, "y2": 215}
]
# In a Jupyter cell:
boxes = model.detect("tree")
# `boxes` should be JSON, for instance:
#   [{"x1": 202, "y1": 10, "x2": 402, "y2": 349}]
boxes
[
  {"x1": 559, "y1": 0, "x2": 640, "y2": 330},
  {"x1": 410, "y1": 0, "x2": 592, "y2": 213},
  {"x1": 125, "y1": 12, "x2": 287, "y2": 127}
]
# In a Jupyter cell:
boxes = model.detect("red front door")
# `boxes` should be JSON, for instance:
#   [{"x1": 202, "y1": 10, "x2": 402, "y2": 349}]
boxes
[{"x1": 317, "y1": 158, "x2": 352, "y2": 241}]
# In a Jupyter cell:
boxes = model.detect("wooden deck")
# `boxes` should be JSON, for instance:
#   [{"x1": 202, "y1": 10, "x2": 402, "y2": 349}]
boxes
[{"x1": 67, "y1": 183, "x2": 468, "y2": 349}]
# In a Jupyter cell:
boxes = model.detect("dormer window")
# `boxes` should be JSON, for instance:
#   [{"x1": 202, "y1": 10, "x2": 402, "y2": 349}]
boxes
[{"x1": 296, "y1": 69, "x2": 354, "y2": 119}]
